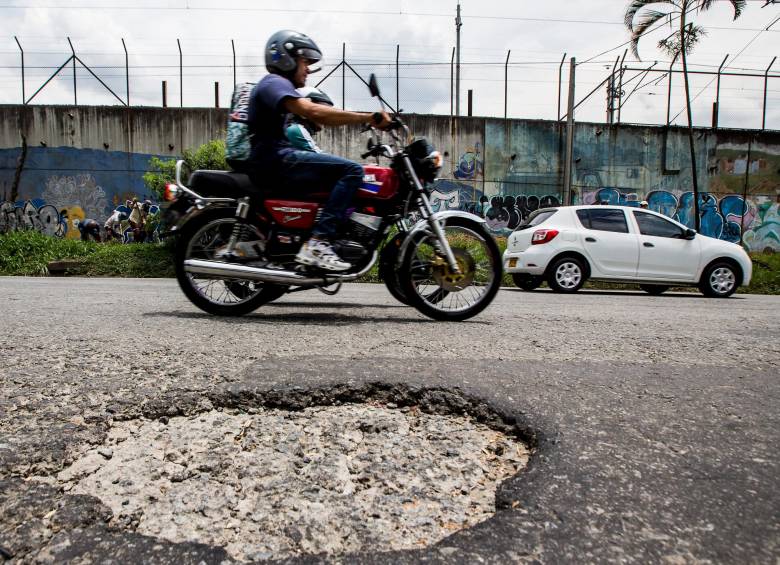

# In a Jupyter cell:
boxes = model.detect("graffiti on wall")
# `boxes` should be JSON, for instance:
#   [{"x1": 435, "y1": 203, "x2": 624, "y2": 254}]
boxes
[{"x1": 0, "y1": 199, "x2": 66, "y2": 237}]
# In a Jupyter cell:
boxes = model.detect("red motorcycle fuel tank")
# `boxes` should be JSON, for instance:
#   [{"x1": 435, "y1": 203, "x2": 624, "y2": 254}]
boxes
[
  {"x1": 358, "y1": 164, "x2": 399, "y2": 201},
  {"x1": 264, "y1": 201, "x2": 319, "y2": 230}
]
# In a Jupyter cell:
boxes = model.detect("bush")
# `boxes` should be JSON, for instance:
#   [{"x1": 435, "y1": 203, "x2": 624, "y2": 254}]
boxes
[{"x1": 143, "y1": 139, "x2": 228, "y2": 200}]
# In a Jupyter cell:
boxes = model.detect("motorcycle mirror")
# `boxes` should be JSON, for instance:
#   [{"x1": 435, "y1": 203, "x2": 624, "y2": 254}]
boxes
[{"x1": 368, "y1": 73, "x2": 380, "y2": 98}]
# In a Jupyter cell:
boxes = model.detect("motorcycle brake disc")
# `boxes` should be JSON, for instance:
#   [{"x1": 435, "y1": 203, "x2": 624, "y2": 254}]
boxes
[{"x1": 431, "y1": 248, "x2": 475, "y2": 291}]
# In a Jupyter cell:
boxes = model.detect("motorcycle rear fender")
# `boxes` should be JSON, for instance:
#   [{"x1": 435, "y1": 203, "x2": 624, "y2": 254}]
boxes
[
  {"x1": 397, "y1": 210, "x2": 487, "y2": 261},
  {"x1": 163, "y1": 197, "x2": 237, "y2": 236}
]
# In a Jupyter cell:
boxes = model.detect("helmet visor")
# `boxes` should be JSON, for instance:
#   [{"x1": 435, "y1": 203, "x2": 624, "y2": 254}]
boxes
[{"x1": 295, "y1": 48, "x2": 322, "y2": 63}]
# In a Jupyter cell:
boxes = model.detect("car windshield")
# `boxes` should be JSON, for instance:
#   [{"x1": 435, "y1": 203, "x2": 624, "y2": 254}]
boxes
[{"x1": 515, "y1": 209, "x2": 557, "y2": 231}]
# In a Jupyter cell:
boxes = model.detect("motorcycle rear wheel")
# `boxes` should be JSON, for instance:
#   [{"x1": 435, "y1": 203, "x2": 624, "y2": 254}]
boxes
[
  {"x1": 398, "y1": 216, "x2": 502, "y2": 321},
  {"x1": 174, "y1": 208, "x2": 288, "y2": 316}
]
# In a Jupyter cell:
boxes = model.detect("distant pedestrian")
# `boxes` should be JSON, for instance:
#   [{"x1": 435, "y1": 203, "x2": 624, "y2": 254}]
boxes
[
  {"x1": 104, "y1": 209, "x2": 128, "y2": 241},
  {"x1": 640, "y1": 200, "x2": 649, "y2": 209},
  {"x1": 128, "y1": 198, "x2": 150, "y2": 242},
  {"x1": 78, "y1": 218, "x2": 102, "y2": 242}
]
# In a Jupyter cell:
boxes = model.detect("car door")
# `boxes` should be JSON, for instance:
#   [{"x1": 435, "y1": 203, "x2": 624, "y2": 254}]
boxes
[
  {"x1": 575, "y1": 208, "x2": 639, "y2": 277},
  {"x1": 631, "y1": 211, "x2": 700, "y2": 281}
]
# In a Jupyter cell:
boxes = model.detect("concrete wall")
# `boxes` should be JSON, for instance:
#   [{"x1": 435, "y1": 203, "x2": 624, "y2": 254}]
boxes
[{"x1": 1, "y1": 105, "x2": 779, "y2": 250}]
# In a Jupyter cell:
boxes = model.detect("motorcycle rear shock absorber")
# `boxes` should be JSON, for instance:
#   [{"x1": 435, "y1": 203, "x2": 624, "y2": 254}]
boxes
[{"x1": 224, "y1": 197, "x2": 251, "y2": 256}]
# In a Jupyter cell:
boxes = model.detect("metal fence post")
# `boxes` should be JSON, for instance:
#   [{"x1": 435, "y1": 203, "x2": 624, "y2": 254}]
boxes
[
  {"x1": 14, "y1": 37, "x2": 24, "y2": 104},
  {"x1": 342, "y1": 43, "x2": 346, "y2": 110},
  {"x1": 763, "y1": 56, "x2": 777, "y2": 130},
  {"x1": 396, "y1": 44, "x2": 400, "y2": 112},
  {"x1": 666, "y1": 55, "x2": 677, "y2": 126},
  {"x1": 713, "y1": 54, "x2": 728, "y2": 128},
  {"x1": 450, "y1": 47, "x2": 454, "y2": 118},
  {"x1": 215, "y1": 82, "x2": 219, "y2": 108},
  {"x1": 557, "y1": 52, "x2": 567, "y2": 121},
  {"x1": 162, "y1": 81, "x2": 167, "y2": 108},
  {"x1": 67, "y1": 37, "x2": 76, "y2": 106},
  {"x1": 177, "y1": 39, "x2": 183, "y2": 107},
  {"x1": 122, "y1": 38, "x2": 129, "y2": 106},
  {"x1": 231, "y1": 39, "x2": 236, "y2": 88},
  {"x1": 504, "y1": 49, "x2": 510, "y2": 120}
]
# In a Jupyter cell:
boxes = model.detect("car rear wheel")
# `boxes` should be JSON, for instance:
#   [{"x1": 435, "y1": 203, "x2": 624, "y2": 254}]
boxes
[
  {"x1": 547, "y1": 257, "x2": 587, "y2": 293},
  {"x1": 639, "y1": 284, "x2": 670, "y2": 295},
  {"x1": 511, "y1": 274, "x2": 544, "y2": 291},
  {"x1": 699, "y1": 261, "x2": 738, "y2": 298}
]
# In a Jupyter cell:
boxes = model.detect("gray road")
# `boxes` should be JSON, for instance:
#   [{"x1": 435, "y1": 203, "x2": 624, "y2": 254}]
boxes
[{"x1": 1, "y1": 278, "x2": 778, "y2": 564}]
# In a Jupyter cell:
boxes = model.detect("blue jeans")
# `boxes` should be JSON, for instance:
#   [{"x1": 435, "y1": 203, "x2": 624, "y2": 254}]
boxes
[{"x1": 280, "y1": 150, "x2": 363, "y2": 239}]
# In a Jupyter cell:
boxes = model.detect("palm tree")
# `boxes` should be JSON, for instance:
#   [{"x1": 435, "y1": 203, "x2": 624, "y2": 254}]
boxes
[{"x1": 624, "y1": 0, "x2": 746, "y2": 231}]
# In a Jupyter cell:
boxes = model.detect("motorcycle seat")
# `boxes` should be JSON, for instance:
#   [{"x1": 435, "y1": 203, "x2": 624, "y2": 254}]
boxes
[{"x1": 189, "y1": 170, "x2": 262, "y2": 199}]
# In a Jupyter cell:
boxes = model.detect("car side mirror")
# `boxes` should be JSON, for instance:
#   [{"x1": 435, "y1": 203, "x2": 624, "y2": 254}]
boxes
[
  {"x1": 684, "y1": 228, "x2": 696, "y2": 240},
  {"x1": 368, "y1": 73, "x2": 380, "y2": 98}
]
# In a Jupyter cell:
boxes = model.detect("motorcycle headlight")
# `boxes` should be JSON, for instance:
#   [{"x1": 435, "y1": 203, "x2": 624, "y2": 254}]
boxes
[{"x1": 406, "y1": 138, "x2": 440, "y2": 184}]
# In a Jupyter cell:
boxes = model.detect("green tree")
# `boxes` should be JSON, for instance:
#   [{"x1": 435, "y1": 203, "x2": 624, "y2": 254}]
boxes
[
  {"x1": 624, "y1": 0, "x2": 746, "y2": 231},
  {"x1": 143, "y1": 139, "x2": 228, "y2": 199}
]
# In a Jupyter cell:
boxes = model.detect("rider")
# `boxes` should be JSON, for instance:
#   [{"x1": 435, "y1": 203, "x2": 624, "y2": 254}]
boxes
[
  {"x1": 248, "y1": 30, "x2": 391, "y2": 271},
  {"x1": 285, "y1": 86, "x2": 332, "y2": 153}
]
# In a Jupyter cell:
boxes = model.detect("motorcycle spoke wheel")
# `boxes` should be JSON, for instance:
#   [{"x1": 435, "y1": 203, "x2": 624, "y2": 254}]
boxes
[
  {"x1": 175, "y1": 211, "x2": 287, "y2": 316},
  {"x1": 185, "y1": 218, "x2": 267, "y2": 306},
  {"x1": 400, "y1": 217, "x2": 501, "y2": 321}
]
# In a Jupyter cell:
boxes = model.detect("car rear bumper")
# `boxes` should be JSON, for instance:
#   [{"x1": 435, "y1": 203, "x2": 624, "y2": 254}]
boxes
[
  {"x1": 502, "y1": 248, "x2": 548, "y2": 275},
  {"x1": 741, "y1": 256, "x2": 753, "y2": 286}
]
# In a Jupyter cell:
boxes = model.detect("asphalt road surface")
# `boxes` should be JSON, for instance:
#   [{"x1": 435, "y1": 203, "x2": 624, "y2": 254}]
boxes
[{"x1": 1, "y1": 277, "x2": 778, "y2": 564}]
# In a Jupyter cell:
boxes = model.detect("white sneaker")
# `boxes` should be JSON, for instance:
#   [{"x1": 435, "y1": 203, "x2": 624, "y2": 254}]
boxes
[{"x1": 295, "y1": 238, "x2": 351, "y2": 271}]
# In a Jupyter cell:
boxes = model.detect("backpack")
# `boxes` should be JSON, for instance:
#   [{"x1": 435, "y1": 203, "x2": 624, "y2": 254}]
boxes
[{"x1": 225, "y1": 82, "x2": 255, "y2": 162}]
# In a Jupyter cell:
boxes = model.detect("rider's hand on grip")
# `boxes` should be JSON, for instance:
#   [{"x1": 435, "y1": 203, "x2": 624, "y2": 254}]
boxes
[{"x1": 371, "y1": 111, "x2": 392, "y2": 130}]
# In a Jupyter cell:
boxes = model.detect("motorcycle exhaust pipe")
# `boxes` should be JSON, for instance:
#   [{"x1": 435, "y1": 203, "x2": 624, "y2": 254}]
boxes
[{"x1": 182, "y1": 258, "x2": 370, "y2": 286}]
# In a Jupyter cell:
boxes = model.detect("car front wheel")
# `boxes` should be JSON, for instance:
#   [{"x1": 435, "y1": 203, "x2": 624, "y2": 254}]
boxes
[
  {"x1": 547, "y1": 257, "x2": 587, "y2": 293},
  {"x1": 699, "y1": 262, "x2": 739, "y2": 298}
]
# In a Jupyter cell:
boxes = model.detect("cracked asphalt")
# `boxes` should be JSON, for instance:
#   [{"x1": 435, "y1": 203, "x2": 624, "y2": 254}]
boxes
[{"x1": 0, "y1": 277, "x2": 778, "y2": 564}]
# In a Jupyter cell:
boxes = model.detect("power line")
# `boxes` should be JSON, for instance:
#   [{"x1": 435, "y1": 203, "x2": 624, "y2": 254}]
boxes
[{"x1": 669, "y1": 11, "x2": 780, "y2": 122}]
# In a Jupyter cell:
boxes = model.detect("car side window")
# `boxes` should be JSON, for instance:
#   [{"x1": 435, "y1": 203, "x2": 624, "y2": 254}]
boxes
[
  {"x1": 633, "y1": 211, "x2": 684, "y2": 238},
  {"x1": 576, "y1": 209, "x2": 629, "y2": 233}
]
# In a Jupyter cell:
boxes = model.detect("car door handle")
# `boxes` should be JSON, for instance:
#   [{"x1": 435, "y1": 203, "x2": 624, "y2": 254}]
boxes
[
  {"x1": 585, "y1": 237, "x2": 596, "y2": 242},
  {"x1": 643, "y1": 242, "x2": 654, "y2": 247}
]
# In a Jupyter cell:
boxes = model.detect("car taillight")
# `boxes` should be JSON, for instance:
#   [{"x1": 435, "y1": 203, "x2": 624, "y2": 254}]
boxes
[
  {"x1": 531, "y1": 229, "x2": 559, "y2": 244},
  {"x1": 164, "y1": 183, "x2": 181, "y2": 202}
]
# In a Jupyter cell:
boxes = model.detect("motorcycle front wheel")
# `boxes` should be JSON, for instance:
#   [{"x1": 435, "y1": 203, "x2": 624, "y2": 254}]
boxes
[
  {"x1": 398, "y1": 216, "x2": 502, "y2": 321},
  {"x1": 174, "y1": 208, "x2": 288, "y2": 316}
]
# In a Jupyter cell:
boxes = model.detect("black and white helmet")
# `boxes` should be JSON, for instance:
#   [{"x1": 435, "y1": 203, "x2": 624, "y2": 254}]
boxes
[
  {"x1": 265, "y1": 30, "x2": 322, "y2": 74},
  {"x1": 295, "y1": 86, "x2": 333, "y2": 106}
]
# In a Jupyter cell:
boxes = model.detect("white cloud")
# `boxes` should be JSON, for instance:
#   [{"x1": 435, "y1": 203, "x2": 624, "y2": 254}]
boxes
[{"x1": 0, "y1": 0, "x2": 777, "y2": 127}]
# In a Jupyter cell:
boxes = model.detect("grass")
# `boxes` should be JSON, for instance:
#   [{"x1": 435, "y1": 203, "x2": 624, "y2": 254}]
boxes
[
  {"x1": 0, "y1": 231, "x2": 777, "y2": 295},
  {"x1": 0, "y1": 231, "x2": 174, "y2": 277}
]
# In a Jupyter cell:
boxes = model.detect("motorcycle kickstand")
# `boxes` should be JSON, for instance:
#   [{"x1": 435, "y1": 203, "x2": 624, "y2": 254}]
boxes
[{"x1": 317, "y1": 282, "x2": 342, "y2": 296}]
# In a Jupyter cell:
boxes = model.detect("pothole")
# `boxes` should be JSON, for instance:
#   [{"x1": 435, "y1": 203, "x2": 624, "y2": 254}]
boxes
[{"x1": 54, "y1": 402, "x2": 529, "y2": 562}]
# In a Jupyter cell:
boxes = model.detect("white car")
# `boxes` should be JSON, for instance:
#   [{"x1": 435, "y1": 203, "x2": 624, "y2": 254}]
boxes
[{"x1": 502, "y1": 205, "x2": 752, "y2": 298}]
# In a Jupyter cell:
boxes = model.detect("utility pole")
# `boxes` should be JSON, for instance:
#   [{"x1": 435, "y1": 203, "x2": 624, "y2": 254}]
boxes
[
  {"x1": 455, "y1": 3, "x2": 462, "y2": 117},
  {"x1": 563, "y1": 57, "x2": 576, "y2": 206}
]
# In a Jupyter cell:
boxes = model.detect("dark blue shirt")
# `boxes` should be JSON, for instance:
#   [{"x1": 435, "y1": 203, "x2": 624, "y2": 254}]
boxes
[{"x1": 248, "y1": 74, "x2": 301, "y2": 171}]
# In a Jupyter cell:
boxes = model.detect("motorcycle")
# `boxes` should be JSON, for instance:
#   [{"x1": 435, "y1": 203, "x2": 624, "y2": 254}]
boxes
[{"x1": 163, "y1": 74, "x2": 502, "y2": 321}]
